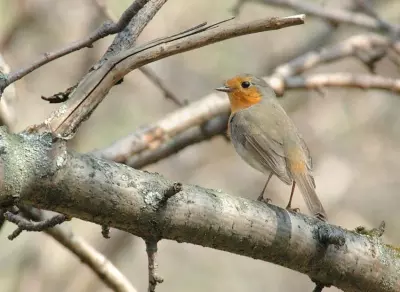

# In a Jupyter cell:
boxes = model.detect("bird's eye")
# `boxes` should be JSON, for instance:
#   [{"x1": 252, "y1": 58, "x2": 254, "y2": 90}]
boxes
[{"x1": 241, "y1": 81, "x2": 251, "y2": 88}]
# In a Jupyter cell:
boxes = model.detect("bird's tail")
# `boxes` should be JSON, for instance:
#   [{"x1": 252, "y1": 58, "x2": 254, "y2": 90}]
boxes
[{"x1": 293, "y1": 172, "x2": 328, "y2": 221}]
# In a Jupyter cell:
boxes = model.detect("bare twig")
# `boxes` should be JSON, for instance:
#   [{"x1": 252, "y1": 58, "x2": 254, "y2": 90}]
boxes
[
  {"x1": 0, "y1": 0, "x2": 150, "y2": 94},
  {"x1": 241, "y1": 0, "x2": 400, "y2": 32},
  {"x1": 269, "y1": 34, "x2": 399, "y2": 95},
  {"x1": 41, "y1": 0, "x2": 168, "y2": 104},
  {"x1": 278, "y1": 73, "x2": 400, "y2": 92},
  {"x1": 354, "y1": 0, "x2": 395, "y2": 35},
  {"x1": 145, "y1": 240, "x2": 163, "y2": 292},
  {"x1": 98, "y1": 0, "x2": 168, "y2": 63},
  {"x1": 4, "y1": 211, "x2": 68, "y2": 240},
  {"x1": 140, "y1": 66, "x2": 184, "y2": 106},
  {"x1": 93, "y1": 0, "x2": 184, "y2": 106},
  {"x1": 42, "y1": 14, "x2": 305, "y2": 139},
  {"x1": 21, "y1": 207, "x2": 137, "y2": 292}
]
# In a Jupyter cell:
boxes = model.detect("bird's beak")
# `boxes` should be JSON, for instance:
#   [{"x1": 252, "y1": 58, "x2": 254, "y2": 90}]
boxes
[{"x1": 215, "y1": 85, "x2": 232, "y2": 93}]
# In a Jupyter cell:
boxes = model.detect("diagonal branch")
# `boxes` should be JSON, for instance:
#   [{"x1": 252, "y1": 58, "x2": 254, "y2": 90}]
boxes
[
  {"x1": 93, "y1": 93, "x2": 229, "y2": 163},
  {"x1": 93, "y1": 0, "x2": 183, "y2": 106},
  {"x1": 41, "y1": 14, "x2": 305, "y2": 139},
  {"x1": 13, "y1": 206, "x2": 137, "y2": 292},
  {"x1": 0, "y1": 0, "x2": 151, "y2": 95},
  {"x1": 0, "y1": 127, "x2": 399, "y2": 292},
  {"x1": 97, "y1": 0, "x2": 168, "y2": 64}
]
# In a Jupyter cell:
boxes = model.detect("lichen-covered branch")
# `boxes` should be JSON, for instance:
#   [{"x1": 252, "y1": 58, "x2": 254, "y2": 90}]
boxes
[{"x1": 0, "y1": 127, "x2": 399, "y2": 292}]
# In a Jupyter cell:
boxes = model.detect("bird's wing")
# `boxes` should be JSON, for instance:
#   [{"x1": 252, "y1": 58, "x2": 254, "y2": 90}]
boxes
[{"x1": 230, "y1": 110, "x2": 292, "y2": 184}]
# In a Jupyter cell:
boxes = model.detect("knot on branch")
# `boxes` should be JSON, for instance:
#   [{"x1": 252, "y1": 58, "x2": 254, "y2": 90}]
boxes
[
  {"x1": 315, "y1": 224, "x2": 346, "y2": 247},
  {"x1": 159, "y1": 182, "x2": 182, "y2": 206}
]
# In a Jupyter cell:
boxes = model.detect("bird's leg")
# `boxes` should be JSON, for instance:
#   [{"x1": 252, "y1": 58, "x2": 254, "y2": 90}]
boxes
[
  {"x1": 286, "y1": 181, "x2": 300, "y2": 212},
  {"x1": 257, "y1": 172, "x2": 273, "y2": 203}
]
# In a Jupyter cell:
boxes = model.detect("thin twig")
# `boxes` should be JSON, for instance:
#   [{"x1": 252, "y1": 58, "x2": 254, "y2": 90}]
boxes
[
  {"x1": 0, "y1": 0, "x2": 150, "y2": 94},
  {"x1": 140, "y1": 66, "x2": 184, "y2": 106},
  {"x1": 269, "y1": 34, "x2": 396, "y2": 95},
  {"x1": 98, "y1": 0, "x2": 168, "y2": 64},
  {"x1": 93, "y1": 0, "x2": 183, "y2": 105},
  {"x1": 247, "y1": 0, "x2": 400, "y2": 32},
  {"x1": 354, "y1": 0, "x2": 395, "y2": 35},
  {"x1": 21, "y1": 206, "x2": 137, "y2": 292},
  {"x1": 4, "y1": 211, "x2": 68, "y2": 240},
  {"x1": 145, "y1": 240, "x2": 163, "y2": 292},
  {"x1": 279, "y1": 73, "x2": 400, "y2": 92}
]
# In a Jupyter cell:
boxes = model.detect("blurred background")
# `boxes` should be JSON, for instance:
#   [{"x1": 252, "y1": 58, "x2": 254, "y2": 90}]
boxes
[{"x1": 1, "y1": 0, "x2": 400, "y2": 291}]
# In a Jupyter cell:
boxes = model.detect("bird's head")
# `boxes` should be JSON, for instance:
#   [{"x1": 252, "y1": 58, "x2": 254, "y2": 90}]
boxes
[{"x1": 216, "y1": 74, "x2": 274, "y2": 113}]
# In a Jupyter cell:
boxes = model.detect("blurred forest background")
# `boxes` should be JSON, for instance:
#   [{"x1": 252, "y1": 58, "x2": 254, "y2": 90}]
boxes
[{"x1": 1, "y1": 0, "x2": 400, "y2": 291}]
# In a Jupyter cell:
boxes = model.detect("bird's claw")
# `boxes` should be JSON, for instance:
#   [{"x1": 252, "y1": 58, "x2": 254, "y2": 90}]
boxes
[
  {"x1": 257, "y1": 196, "x2": 272, "y2": 204},
  {"x1": 286, "y1": 207, "x2": 300, "y2": 213},
  {"x1": 263, "y1": 197, "x2": 272, "y2": 204}
]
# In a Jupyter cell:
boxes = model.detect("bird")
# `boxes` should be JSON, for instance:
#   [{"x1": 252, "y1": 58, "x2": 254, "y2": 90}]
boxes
[{"x1": 216, "y1": 74, "x2": 327, "y2": 221}]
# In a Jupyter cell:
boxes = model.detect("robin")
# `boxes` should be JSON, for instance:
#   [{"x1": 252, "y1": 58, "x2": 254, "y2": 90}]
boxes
[{"x1": 216, "y1": 74, "x2": 327, "y2": 221}]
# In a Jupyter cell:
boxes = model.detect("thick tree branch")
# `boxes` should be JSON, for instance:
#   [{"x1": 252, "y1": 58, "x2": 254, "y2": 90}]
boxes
[
  {"x1": 0, "y1": 127, "x2": 399, "y2": 292},
  {"x1": 0, "y1": 0, "x2": 151, "y2": 95},
  {"x1": 40, "y1": 14, "x2": 305, "y2": 139}
]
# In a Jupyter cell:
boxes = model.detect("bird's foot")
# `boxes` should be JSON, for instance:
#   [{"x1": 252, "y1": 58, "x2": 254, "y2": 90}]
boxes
[
  {"x1": 286, "y1": 206, "x2": 300, "y2": 213},
  {"x1": 257, "y1": 195, "x2": 272, "y2": 204}
]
